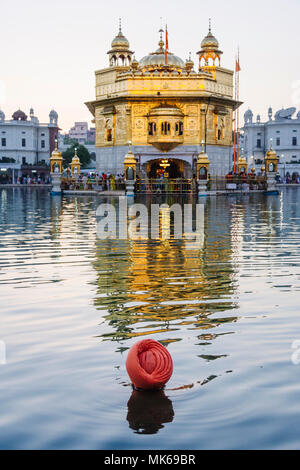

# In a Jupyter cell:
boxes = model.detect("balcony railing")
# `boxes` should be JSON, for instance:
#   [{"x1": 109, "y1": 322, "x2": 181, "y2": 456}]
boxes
[{"x1": 135, "y1": 178, "x2": 195, "y2": 194}]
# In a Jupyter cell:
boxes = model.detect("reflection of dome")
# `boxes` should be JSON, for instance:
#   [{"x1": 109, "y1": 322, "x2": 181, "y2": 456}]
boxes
[{"x1": 12, "y1": 109, "x2": 27, "y2": 121}]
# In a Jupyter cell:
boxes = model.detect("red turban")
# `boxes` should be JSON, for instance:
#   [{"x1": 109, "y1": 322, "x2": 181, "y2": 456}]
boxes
[{"x1": 126, "y1": 339, "x2": 173, "y2": 390}]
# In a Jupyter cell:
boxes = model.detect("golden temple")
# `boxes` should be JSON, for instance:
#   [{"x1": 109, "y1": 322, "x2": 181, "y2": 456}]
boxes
[{"x1": 86, "y1": 21, "x2": 241, "y2": 178}]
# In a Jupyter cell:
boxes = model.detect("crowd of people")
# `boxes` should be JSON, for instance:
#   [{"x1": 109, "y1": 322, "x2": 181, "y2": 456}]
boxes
[{"x1": 61, "y1": 172, "x2": 125, "y2": 191}]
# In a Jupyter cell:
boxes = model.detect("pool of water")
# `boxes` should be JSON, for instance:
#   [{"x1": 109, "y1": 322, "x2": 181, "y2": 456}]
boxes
[{"x1": 0, "y1": 187, "x2": 300, "y2": 449}]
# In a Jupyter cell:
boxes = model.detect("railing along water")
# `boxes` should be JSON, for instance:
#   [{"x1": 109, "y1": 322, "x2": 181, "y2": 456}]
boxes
[{"x1": 135, "y1": 178, "x2": 195, "y2": 194}]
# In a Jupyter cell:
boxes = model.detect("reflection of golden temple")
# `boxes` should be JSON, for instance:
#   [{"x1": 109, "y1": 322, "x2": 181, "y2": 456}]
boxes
[{"x1": 93, "y1": 197, "x2": 238, "y2": 342}]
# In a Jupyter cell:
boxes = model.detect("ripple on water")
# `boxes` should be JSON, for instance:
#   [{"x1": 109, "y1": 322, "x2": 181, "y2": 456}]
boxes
[{"x1": 0, "y1": 188, "x2": 300, "y2": 448}]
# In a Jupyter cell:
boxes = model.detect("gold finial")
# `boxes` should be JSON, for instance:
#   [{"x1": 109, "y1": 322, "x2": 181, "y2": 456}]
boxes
[
  {"x1": 201, "y1": 140, "x2": 205, "y2": 152},
  {"x1": 119, "y1": 17, "x2": 122, "y2": 33},
  {"x1": 158, "y1": 28, "x2": 164, "y2": 49},
  {"x1": 209, "y1": 18, "x2": 212, "y2": 33},
  {"x1": 128, "y1": 140, "x2": 132, "y2": 153},
  {"x1": 74, "y1": 147, "x2": 78, "y2": 156},
  {"x1": 270, "y1": 138, "x2": 273, "y2": 150},
  {"x1": 55, "y1": 138, "x2": 58, "y2": 150}
]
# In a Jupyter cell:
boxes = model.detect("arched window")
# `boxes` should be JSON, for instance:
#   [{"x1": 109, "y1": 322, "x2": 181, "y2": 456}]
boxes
[
  {"x1": 105, "y1": 119, "x2": 113, "y2": 142},
  {"x1": 175, "y1": 121, "x2": 183, "y2": 136},
  {"x1": 200, "y1": 57, "x2": 206, "y2": 67},
  {"x1": 161, "y1": 122, "x2": 170, "y2": 135},
  {"x1": 126, "y1": 167, "x2": 134, "y2": 180},
  {"x1": 199, "y1": 167, "x2": 207, "y2": 180}
]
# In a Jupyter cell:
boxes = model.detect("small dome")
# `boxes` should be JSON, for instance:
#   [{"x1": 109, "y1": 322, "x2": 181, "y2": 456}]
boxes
[
  {"x1": 139, "y1": 49, "x2": 185, "y2": 70},
  {"x1": 111, "y1": 26, "x2": 130, "y2": 49},
  {"x1": 201, "y1": 31, "x2": 219, "y2": 49},
  {"x1": 12, "y1": 109, "x2": 27, "y2": 121},
  {"x1": 71, "y1": 148, "x2": 81, "y2": 164},
  {"x1": 49, "y1": 109, "x2": 58, "y2": 124},
  {"x1": 49, "y1": 109, "x2": 58, "y2": 119},
  {"x1": 244, "y1": 109, "x2": 253, "y2": 124},
  {"x1": 51, "y1": 140, "x2": 63, "y2": 160}
]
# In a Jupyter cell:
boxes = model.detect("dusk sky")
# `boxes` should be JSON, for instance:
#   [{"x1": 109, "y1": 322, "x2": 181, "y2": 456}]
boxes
[{"x1": 1, "y1": 0, "x2": 299, "y2": 132}]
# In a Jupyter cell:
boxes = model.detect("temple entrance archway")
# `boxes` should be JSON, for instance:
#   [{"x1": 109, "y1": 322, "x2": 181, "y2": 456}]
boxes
[{"x1": 144, "y1": 158, "x2": 192, "y2": 179}]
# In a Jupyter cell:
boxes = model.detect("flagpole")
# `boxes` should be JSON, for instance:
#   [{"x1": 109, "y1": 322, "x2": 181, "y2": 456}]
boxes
[
  {"x1": 234, "y1": 54, "x2": 237, "y2": 174},
  {"x1": 165, "y1": 24, "x2": 168, "y2": 65},
  {"x1": 233, "y1": 57, "x2": 237, "y2": 174},
  {"x1": 237, "y1": 48, "x2": 240, "y2": 168}
]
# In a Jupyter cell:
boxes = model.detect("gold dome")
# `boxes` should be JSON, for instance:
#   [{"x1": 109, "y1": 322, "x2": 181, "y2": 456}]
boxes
[
  {"x1": 201, "y1": 32, "x2": 219, "y2": 49},
  {"x1": 71, "y1": 148, "x2": 81, "y2": 165},
  {"x1": 139, "y1": 31, "x2": 185, "y2": 70},
  {"x1": 201, "y1": 20, "x2": 219, "y2": 50},
  {"x1": 197, "y1": 142, "x2": 209, "y2": 164},
  {"x1": 238, "y1": 156, "x2": 247, "y2": 165},
  {"x1": 266, "y1": 140, "x2": 277, "y2": 158},
  {"x1": 111, "y1": 31, "x2": 130, "y2": 49},
  {"x1": 197, "y1": 151, "x2": 209, "y2": 165},
  {"x1": 111, "y1": 20, "x2": 130, "y2": 50},
  {"x1": 124, "y1": 142, "x2": 136, "y2": 165}
]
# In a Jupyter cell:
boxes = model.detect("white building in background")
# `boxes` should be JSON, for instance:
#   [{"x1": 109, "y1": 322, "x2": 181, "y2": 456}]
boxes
[
  {"x1": 242, "y1": 107, "x2": 300, "y2": 178},
  {"x1": 68, "y1": 122, "x2": 95, "y2": 144},
  {"x1": 0, "y1": 108, "x2": 59, "y2": 166}
]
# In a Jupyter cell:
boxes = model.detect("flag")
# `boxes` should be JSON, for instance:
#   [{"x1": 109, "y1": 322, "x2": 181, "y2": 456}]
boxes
[
  {"x1": 235, "y1": 59, "x2": 241, "y2": 72},
  {"x1": 165, "y1": 25, "x2": 168, "y2": 65}
]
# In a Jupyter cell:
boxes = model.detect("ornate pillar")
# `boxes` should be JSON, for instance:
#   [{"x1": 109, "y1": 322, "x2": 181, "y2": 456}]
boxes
[
  {"x1": 196, "y1": 142, "x2": 210, "y2": 196},
  {"x1": 124, "y1": 141, "x2": 136, "y2": 196},
  {"x1": 49, "y1": 139, "x2": 63, "y2": 195},
  {"x1": 265, "y1": 140, "x2": 279, "y2": 193}
]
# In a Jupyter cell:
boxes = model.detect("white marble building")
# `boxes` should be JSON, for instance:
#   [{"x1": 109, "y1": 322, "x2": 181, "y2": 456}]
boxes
[
  {"x1": 242, "y1": 107, "x2": 300, "y2": 178},
  {"x1": 0, "y1": 108, "x2": 59, "y2": 167}
]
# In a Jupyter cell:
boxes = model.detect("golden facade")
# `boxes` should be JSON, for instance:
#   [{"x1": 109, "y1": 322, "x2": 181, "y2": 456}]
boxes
[{"x1": 86, "y1": 23, "x2": 241, "y2": 176}]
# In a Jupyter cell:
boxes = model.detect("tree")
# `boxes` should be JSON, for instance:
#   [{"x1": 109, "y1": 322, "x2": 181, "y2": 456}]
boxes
[{"x1": 62, "y1": 143, "x2": 91, "y2": 168}]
